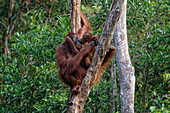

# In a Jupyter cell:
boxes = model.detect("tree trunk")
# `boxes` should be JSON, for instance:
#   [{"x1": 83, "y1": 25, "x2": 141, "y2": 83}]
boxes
[
  {"x1": 67, "y1": 0, "x2": 81, "y2": 33},
  {"x1": 114, "y1": 0, "x2": 135, "y2": 112},
  {"x1": 66, "y1": 0, "x2": 125, "y2": 112},
  {"x1": 66, "y1": 0, "x2": 82, "y2": 112},
  {"x1": 108, "y1": 59, "x2": 118, "y2": 113},
  {"x1": 3, "y1": 0, "x2": 15, "y2": 57},
  {"x1": 4, "y1": 34, "x2": 10, "y2": 58},
  {"x1": 3, "y1": 0, "x2": 15, "y2": 58}
]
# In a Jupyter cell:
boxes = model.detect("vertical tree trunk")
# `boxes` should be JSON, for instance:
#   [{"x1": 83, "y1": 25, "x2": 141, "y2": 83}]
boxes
[
  {"x1": 67, "y1": 0, "x2": 81, "y2": 33},
  {"x1": 142, "y1": 66, "x2": 146, "y2": 107},
  {"x1": 65, "y1": 0, "x2": 125, "y2": 112},
  {"x1": 66, "y1": 0, "x2": 81, "y2": 112},
  {"x1": 4, "y1": 34, "x2": 10, "y2": 58},
  {"x1": 65, "y1": 0, "x2": 124, "y2": 112},
  {"x1": 114, "y1": 0, "x2": 135, "y2": 113},
  {"x1": 108, "y1": 59, "x2": 118, "y2": 113},
  {"x1": 108, "y1": 40, "x2": 118, "y2": 112},
  {"x1": 3, "y1": 0, "x2": 15, "y2": 58},
  {"x1": 111, "y1": 59, "x2": 118, "y2": 112}
]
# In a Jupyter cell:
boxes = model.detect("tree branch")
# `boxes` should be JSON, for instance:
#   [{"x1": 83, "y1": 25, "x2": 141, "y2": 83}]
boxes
[{"x1": 67, "y1": 0, "x2": 125, "y2": 112}]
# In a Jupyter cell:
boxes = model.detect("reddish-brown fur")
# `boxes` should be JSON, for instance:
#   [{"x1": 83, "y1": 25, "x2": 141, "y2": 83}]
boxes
[
  {"x1": 79, "y1": 33, "x2": 116, "y2": 84},
  {"x1": 56, "y1": 12, "x2": 116, "y2": 93},
  {"x1": 56, "y1": 33, "x2": 97, "y2": 93},
  {"x1": 56, "y1": 12, "x2": 95, "y2": 93}
]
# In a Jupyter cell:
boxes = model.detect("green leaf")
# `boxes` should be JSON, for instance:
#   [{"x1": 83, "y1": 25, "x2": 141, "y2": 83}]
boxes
[{"x1": 150, "y1": 106, "x2": 156, "y2": 112}]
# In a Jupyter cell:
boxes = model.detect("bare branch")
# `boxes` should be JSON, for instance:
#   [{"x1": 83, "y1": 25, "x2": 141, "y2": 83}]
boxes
[{"x1": 23, "y1": 4, "x2": 38, "y2": 17}]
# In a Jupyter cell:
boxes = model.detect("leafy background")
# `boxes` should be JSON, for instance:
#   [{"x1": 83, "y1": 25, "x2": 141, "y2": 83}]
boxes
[{"x1": 0, "y1": 0, "x2": 169, "y2": 112}]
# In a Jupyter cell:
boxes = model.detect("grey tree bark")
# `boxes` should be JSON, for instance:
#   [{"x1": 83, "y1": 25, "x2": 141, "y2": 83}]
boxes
[
  {"x1": 67, "y1": 0, "x2": 81, "y2": 33},
  {"x1": 108, "y1": 59, "x2": 118, "y2": 113},
  {"x1": 107, "y1": 59, "x2": 118, "y2": 113},
  {"x1": 66, "y1": 0, "x2": 125, "y2": 112},
  {"x1": 114, "y1": 0, "x2": 135, "y2": 112}
]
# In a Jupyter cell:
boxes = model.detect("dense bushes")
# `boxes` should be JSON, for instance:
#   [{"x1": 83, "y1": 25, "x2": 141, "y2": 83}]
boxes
[
  {"x1": 0, "y1": 0, "x2": 169, "y2": 112},
  {"x1": 0, "y1": 12, "x2": 116, "y2": 112},
  {"x1": 0, "y1": 15, "x2": 70, "y2": 112}
]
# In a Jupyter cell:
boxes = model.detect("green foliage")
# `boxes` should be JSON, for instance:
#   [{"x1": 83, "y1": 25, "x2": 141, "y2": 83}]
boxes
[
  {"x1": 0, "y1": 0, "x2": 169, "y2": 112},
  {"x1": 127, "y1": 0, "x2": 169, "y2": 112},
  {"x1": 149, "y1": 92, "x2": 170, "y2": 113},
  {"x1": 0, "y1": 12, "x2": 70, "y2": 112},
  {"x1": 84, "y1": 78, "x2": 120, "y2": 113},
  {"x1": 0, "y1": 0, "x2": 69, "y2": 53},
  {"x1": 0, "y1": 55, "x2": 67, "y2": 112}
]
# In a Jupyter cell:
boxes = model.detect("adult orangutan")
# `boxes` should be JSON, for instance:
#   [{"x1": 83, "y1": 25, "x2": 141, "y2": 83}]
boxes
[
  {"x1": 56, "y1": 34, "x2": 98, "y2": 94},
  {"x1": 56, "y1": 12, "x2": 97, "y2": 94},
  {"x1": 56, "y1": 12, "x2": 116, "y2": 94}
]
